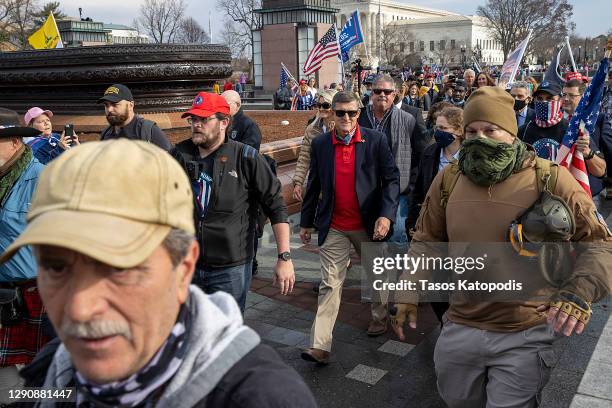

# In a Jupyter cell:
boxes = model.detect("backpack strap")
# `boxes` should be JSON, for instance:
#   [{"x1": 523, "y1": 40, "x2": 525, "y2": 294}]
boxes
[
  {"x1": 440, "y1": 162, "x2": 462, "y2": 209},
  {"x1": 100, "y1": 125, "x2": 111, "y2": 140},
  {"x1": 140, "y1": 119, "x2": 155, "y2": 143},
  {"x1": 534, "y1": 157, "x2": 559, "y2": 194}
]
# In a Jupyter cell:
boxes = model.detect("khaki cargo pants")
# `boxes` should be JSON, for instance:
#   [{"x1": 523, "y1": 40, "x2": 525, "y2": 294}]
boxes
[
  {"x1": 310, "y1": 228, "x2": 388, "y2": 351},
  {"x1": 434, "y1": 318, "x2": 557, "y2": 408}
]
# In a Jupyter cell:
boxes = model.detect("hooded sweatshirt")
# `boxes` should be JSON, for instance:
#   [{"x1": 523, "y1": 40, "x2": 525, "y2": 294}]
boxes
[{"x1": 36, "y1": 287, "x2": 317, "y2": 408}]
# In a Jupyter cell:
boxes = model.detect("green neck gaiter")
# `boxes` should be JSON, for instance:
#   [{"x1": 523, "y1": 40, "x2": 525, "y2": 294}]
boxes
[{"x1": 458, "y1": 137, "x2": 527, "y2": 187}]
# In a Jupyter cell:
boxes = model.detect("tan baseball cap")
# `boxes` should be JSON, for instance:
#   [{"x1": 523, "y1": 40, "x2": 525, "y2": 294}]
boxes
[{"x1": 0, "y1": 139, "x2": 195, "y2": 268}]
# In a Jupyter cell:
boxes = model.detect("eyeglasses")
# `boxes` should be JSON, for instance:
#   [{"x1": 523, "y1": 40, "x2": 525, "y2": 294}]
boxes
[
  {"x1": 335, "y1": 110, "x2": 359, "y2": 118},
  {"x1": 317, "y1": 102, "x2": 332, "y2": 110},
  {"x1": 372, "y1": 89, "x2": 395, "y2": 95},
  {"x1": 186, "y1": 115, "x2": 217, "y2": 125}
]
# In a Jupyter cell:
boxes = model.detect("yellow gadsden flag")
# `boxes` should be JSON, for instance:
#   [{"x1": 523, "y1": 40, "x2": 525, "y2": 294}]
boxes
[{"x1": 28, "y1": 13, "x2": 63, "y2": 49}]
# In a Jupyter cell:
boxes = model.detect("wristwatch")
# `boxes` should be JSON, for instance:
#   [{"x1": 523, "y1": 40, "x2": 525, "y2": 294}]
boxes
[
  {"x1": 278, "y1": 251, "x2": 291, "y2": 261},
  {"x1": 585, "y1": 150, "x2": 598, "y2": 160}
]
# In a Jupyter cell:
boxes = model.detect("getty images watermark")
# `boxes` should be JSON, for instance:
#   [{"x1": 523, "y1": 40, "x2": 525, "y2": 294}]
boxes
[
  {"x1": 371, "y1": 252, "x2": 524, "y2": 292},
  {"x1": 357, "y1": 242, "x2": 596, "y2": 302}
]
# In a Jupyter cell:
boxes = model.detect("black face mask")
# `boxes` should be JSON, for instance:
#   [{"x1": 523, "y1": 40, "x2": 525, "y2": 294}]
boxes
[
  {"x1": 434, "y1": 129, "x2": 456, "y2": 148},
  {"x1": 514, "y1": 99, "x2": 527, "y2": 112}
]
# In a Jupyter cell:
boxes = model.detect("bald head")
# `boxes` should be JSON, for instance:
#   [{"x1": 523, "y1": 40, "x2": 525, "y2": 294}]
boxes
[{"x1": 221, "y1": 90, "x2": 241, "y2": 116}]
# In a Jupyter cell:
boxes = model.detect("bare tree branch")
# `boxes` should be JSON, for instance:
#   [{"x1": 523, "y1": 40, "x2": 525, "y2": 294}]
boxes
[
  {"x1": 5, "y1": 0, "x2": 39, "y2": 49},
  {"x1": 221, "y1": 19, "x2": 249, "y2": 59},
  {"x1": 380, "y1": 23, "x2": 415, "y2": 66},
  {"x1": 477, "y1": 0, "x2": 574, "y2": 62},
  {"x1": 175, "y1": 16, "x2": 210, "y2": 44},
  {"x1": 215, "y1": 0, "x2": 261, "y2": 55},
  {"x1": 137, "y1": 0, "x2": 186, "y2": 44}
]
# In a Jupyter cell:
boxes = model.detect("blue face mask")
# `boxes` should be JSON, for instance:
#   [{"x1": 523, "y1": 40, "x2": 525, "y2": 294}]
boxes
[{"x1": 434, "y1": 129, "x2": 456, "y2": 148}]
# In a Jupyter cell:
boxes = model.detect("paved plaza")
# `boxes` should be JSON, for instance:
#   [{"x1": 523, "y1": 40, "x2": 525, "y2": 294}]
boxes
[{"x1": 247, "y1": 210, "x2": 612, "y2": 408}]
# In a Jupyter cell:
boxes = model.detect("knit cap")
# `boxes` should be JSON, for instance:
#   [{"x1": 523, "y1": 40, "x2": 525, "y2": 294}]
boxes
[{"x1": 463, "y1": 86, "x2": 518, "y2": 137}]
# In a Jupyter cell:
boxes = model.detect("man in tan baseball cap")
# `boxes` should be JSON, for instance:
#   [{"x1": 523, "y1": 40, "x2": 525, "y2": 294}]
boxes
[{"x1": 1, "y1": 140, "x2": 316, "y2": 407}]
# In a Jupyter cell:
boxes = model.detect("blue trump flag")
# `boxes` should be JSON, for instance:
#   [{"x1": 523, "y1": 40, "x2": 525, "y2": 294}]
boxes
[{"x1": 339, "y1": 10, "x2": 364, "y2": 63}]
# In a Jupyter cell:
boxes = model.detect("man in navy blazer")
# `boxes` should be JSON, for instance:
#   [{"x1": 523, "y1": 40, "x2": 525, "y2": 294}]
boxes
[
  {"x1": 299, "y1": 91, "x2": 400, "y2": 365},
  {"x1": 511, "y1": 81, "x2": 535, "y2": 128}
]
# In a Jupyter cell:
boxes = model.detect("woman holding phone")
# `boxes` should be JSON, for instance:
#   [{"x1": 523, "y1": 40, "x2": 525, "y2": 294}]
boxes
[{"x1": 24, "y1": 107, "x2": 79, "y2": 164}]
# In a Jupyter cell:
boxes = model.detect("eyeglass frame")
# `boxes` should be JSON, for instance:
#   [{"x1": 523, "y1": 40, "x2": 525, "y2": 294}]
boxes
[{"x1": 186, "y1": 115, "x2": 219, "y2": 126}]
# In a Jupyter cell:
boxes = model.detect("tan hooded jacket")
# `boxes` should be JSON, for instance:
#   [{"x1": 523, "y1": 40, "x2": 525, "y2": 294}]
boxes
[{"x1": 410, "y1": 151, "x2": 612, "y2": 332}]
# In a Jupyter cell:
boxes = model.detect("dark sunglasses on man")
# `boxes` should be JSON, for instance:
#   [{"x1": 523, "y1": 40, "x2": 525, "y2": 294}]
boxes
[
  {"x1": 372, "y1": 89, "x2": 394, "y2": 95},
  {"x1": 334, "y1": 110, "x2": 360, "y2": 118},
  {"x1": 317, "y1": 102, "x2": 332, "y2": 110}
]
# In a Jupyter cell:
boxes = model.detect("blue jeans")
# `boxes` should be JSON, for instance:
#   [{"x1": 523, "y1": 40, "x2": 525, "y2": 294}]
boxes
[
  {"x1": 194, "y1": 261, "x2": 253, "y2": 313},
  {"x1": 388, "y1": 195, "x2": 409, "y2": 244}
]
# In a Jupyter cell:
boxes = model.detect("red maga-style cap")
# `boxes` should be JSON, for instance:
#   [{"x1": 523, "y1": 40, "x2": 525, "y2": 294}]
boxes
[{"x1": 181, "y1": 92, "x2": 230, "y2": 119}]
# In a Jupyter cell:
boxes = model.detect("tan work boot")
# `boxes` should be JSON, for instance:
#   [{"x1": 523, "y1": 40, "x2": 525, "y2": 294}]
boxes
[
  {"x1": 300, "y1": 348, "x2": 330, "y2": 365},
  {"x1": 367, "y1": 319, "x2": 388, "y2": 337}
]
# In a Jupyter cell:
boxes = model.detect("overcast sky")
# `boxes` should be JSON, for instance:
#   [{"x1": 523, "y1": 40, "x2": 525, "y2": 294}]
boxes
[{"x1": 58, "y1": 0, "x2": 610, "y2": 41}]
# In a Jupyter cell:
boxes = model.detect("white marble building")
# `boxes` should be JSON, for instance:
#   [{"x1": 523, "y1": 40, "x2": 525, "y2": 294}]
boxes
[
  {"x1": 332, "y1": 0, "x2": 504, "y2": 67},
  {"x1": 388, "y1": 15, "x2": 505, "y2": 67},
  {"x1": 332, "y1": 0, "x2": 457, "y2": 66}
]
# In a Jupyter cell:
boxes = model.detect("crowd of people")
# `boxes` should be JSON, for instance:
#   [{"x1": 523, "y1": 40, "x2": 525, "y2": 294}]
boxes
[{"x1": 0, "y1": 58, "x2": 611, "y2": 406}]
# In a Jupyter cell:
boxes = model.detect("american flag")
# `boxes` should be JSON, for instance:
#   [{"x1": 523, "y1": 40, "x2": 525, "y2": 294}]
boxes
[
  {"x1": 303, "y1": 25, "x2": 340, "y2": 76},
  {"x1": 556, "y1": 57, "x2": 610, "y2": 196},
  {"x1": 290, "y1": 95, "x2": 298, "y2": 111}
]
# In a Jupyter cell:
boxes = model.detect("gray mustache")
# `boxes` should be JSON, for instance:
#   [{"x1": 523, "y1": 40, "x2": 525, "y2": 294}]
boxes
[{"x1": 61, "y1": 319, "x2": 133, "y2": 340}]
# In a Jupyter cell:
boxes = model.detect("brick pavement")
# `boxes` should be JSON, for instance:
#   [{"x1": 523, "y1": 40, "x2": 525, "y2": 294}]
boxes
[{"x1": 244, "y1": 203, "x2": 612, "y2": 408}]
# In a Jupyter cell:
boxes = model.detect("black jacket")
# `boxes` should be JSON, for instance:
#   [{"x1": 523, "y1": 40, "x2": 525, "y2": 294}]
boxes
[
  {"x1": 274, "y1": 87, "x2": 293, "y2": 110},
  {"x1": 20, "y1": 341, "x2": 317, "y2": 408},
  {"x1": 172, "y1": 139, "x2": 287, "y2": 268},
  {"x1": 404, "y1": 94, "x2": 431, "y2": 112},
  {"x1": 300, "y1": 127, "x2": 400, "y2": 246},
  {"x1": 204, "y1": 344, "x2": 317, "y2": 407},
  {"x1": 228, "y1": 108, "x2": 262, "y2": 151},
  {"x1": 406, "y1": 143, "x2": 442, "y2": 235},
  {"x1": 101, "y1": 115, "x2": 173, "y2": 152},
  {"x1": 518, "y1": 119, "x2": 569, "y2": 145}
]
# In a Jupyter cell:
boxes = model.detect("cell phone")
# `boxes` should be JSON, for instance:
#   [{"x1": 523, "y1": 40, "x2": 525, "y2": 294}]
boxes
[
  {"x1": 63, "y1": 124, "x2": 75, "y2": 145},
  {"x1": 64, "y1": 124, "x2": 74, "y2": 137}
]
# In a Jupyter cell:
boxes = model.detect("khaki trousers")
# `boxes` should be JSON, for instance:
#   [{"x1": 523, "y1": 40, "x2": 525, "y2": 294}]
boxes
[{"x1": 310, "y1": 228, "x2": 388, "y2": 351}]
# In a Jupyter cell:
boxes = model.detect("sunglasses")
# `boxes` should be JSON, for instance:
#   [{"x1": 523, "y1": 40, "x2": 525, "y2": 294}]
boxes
[
  {"x1": 372, "y1": 89, "x2": 395, "y2": 95},
  {"x1": 335, "y1": 110, "x2": 360, "y2": 118},
  {"x1": 317, "y1": 102, "x2": 332, "y2": 110}
]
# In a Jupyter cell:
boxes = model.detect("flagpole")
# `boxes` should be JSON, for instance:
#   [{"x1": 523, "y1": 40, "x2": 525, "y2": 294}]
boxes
[
  {"x1": 565, "y1": 36, "x2": 577, "y2": 72},
  {"x1": 281, "y1": 62, "x2": 297, "y2": 84},
  {"x1": 50, "y1": 12, "x2": 63, "y2": 48},
  {"x1": 209, "y1": 11, "x2": 212, "y2": 43},
  {"x1": 333, "y1": 23, "x2": 345, "y2": 88}
]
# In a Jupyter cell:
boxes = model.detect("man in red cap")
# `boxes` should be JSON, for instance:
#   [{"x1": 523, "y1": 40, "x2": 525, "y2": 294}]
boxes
[{"x1": 171, "y1": 92, "x2": 295, "y2": 312}]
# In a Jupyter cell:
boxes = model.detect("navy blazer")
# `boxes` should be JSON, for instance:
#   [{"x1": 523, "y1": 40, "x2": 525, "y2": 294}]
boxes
[
  {"x1": 300, "y1": 126, "x2": 400, "y2": 246},
  {"x1": 516, "y1": 107, "x2": 535, "y2": 128}
]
